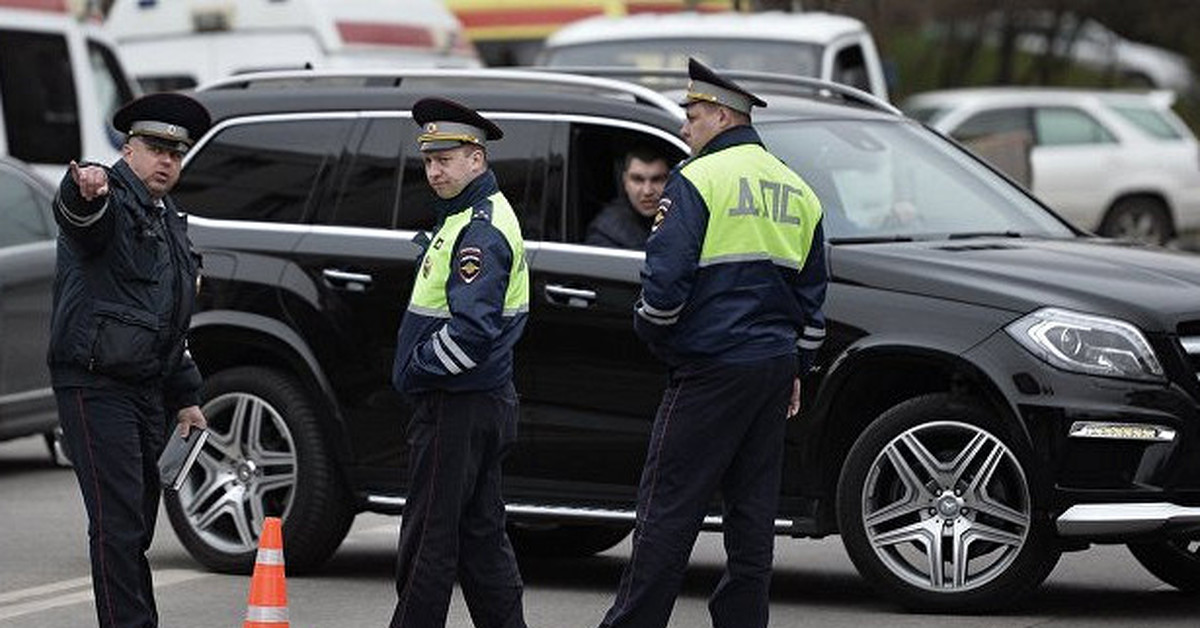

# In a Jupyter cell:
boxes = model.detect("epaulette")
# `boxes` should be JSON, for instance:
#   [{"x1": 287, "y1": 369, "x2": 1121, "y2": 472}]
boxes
[{"x1": 470, "y1": 199, "x2": 494, "y2": 223}]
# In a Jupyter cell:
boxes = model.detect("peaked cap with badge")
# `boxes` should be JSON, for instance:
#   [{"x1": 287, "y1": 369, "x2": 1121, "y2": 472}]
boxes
[
  {"x1": 113, "y1": 92, "x2": 212, "y2": 155},
  {"x1": 413, "y1": 97, "x2": 504, "y2": 152},
  {"x1": 680, "y1": 57, "x2": 768, "y2": 114}
]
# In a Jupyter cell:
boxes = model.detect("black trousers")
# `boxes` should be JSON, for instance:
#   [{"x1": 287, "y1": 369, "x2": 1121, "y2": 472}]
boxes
[
  {"x1": 390, "y1": 383, "x2": 527, "y2": 628},
  {"x1": 600, "y1": 354, "x2": 796, "y2": 628},
  {"x1": 55, "y1": 386, "x2": 169, "y2": 628}
]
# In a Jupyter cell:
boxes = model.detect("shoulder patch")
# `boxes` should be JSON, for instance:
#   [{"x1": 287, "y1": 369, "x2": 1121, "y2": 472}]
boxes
[
  {"x1": 652, "y1": 196, "x2": 673, "y2": 232},
  {"x1": 458, "y1": 247, "x2": 483, "y2": 283}
]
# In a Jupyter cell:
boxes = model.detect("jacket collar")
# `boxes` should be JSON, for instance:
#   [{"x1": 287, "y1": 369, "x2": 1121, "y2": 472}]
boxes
[
  {"x1": 432, "y1": 169, "x2": 498, "y2": 218},
  {"x1": 112, "y1": 159, "x2": 174, "y2": 214},
  {"x1": 696, "y1": 124, "x2": 763, "y2": 159}
]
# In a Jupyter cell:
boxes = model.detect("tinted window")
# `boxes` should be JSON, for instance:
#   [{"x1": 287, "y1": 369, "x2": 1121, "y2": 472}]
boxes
[
  {"x1": 0, "y1": 167, "x2": 50, "y2": 247},
  {"x1": 952, "y1": 108, "x2": 1031, "y2": 142},
  {"x1": 1035, "y1": 107, "x2": 1115, "y2": 146},
  {"x1": 87, "y1": 40, "x2": 135, "y2": 150},
  {"x1": 320, "y1": 117, "x2": 403, "y2": 229},
  {"x1": 398, "y1": 119, "x2": 552, "y2": 237},
  {"x1": 0, "y1": 30, "x2": 80, "y2": 163},
  {"x1": 1107, "y1": 104, "x2": 1184, "y2": 140},
  {"x1": 177, "y1": 118, "x2": 353, "y2": 223}
]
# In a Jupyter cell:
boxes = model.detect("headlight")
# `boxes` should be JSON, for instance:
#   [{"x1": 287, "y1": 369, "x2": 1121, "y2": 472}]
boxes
[{"x1": 1005, "y1": 308, "x2": 1164, "y2": 381}]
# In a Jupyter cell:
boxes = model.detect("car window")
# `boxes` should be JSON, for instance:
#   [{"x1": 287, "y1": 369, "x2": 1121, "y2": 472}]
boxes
[
  {"x1": 87, "y1": 40, "x2": 135, "y2": 150},
  {"x1": 1106, "y1": 104, "x2": 1184, "y2": 140},
  {"x1": 832, "y1": 44, "x2": 870, "y2": 93},
  {"x1": 138, "y1": 75, "x2": 199, "y2": 94},
  {"x1": 0, "y1": 167, "x2": 51, "y2": 248},
  {"x1": 761, "y1": 119, "x2": 1072, "y2": 240},
  {"x1": 566, "y1": 122, "x2": 685, "y2": 247},
  {"x1": 0, "y1": 29, "x2": 80, "y2": 163},
  {"x1": 544, "y1": 39, "x2": 822, "y2": 78},
  {"x1": 320, "y1": 117, "x2": 403, "y2": 229},
  {"x1": 1034, "y1": 107, "x2": 1116, "y2": 146},
  {"x1": 176, "y1": 118, "x2": 354, "y2": 223},
  {"x1": 397, "y1": 119, "x2": 552, "y2": 237},
  {"x1": 952, "y1": 107, "x2": 1032, "y2": 142}
]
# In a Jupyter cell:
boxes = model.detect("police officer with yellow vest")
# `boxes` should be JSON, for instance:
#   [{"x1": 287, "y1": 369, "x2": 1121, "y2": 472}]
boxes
[
  {"x1": 598, "y1": 59, "x2": 828, "y2": 628},
  {"x1": 389, "y1": 98, "x2": 529, "y2": 628}
]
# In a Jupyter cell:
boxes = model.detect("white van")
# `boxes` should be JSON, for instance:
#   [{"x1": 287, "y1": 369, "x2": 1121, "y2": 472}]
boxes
[
  {"x1": 0, "y1": 3, "x2": 136, "y2": 182},
  {"x1": 107, "y1": 0, "x2": 481, "y2": 93},
  {"x1": 539, "y1": 11, "x2": 889, "y2": 101}
]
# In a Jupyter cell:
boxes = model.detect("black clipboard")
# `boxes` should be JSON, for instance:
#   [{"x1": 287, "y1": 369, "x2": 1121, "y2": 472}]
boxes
[{"x1": 158, "y1": 427, "x2": 209, "y2": 491}]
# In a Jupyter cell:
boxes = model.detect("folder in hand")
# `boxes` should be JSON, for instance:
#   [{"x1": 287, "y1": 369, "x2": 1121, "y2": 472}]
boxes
[{"x1": 158, "y1": 427, "x2": 209, "y2": 491}]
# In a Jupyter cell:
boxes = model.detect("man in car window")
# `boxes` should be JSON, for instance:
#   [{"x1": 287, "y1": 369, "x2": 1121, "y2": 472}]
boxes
[
  {"x1": 599, "y1": 58, "x2": 828, "y2": 628},
  {"x1": 389, "y1": 97, "x2": 529, "y2": 628},
  {"x1": 48, "y1": 92, "x2": 210, "y2": 628},
  {"x1": 585, "y1": 147, "x2": 670, "y2": 249}
]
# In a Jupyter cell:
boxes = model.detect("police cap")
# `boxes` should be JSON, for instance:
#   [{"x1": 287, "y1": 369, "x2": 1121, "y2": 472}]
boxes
[
  {"x1": 412, "y1": 97, "x2": 503, "y2": 152},
  {"x1": 113, "y1": 92, "x2": 211, "y2": 155},
  {"x1": 680, "y1": 57, "x2": 767, "y2": 114}
]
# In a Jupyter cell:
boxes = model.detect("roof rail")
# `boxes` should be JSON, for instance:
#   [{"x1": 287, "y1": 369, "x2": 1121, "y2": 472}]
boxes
[
  {"x1": 530, "y1": 66, "x2": 901, "y2": 116},
  {"x1": 197, "y1": 68, "x2": 685, "y2": 120}
]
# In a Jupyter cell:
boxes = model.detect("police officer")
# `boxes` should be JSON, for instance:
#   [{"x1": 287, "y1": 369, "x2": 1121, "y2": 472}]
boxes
[
  {"x1": 48, "y1": 92, "x2": 211, "y2": 628},
  {"x1": 598, "y1": 58, "x2": 828, "y2": 628},
  {"x1": 389, "y1": 97, "x2": 529, "y2": 628}
]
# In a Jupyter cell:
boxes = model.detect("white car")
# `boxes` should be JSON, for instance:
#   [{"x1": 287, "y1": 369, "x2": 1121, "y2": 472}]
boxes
[
  {"x1": 905, "y1": 88, "x2": 1200, "y2": 244},
  {"x1": 538, "y1": 11, "x2": 888, "y2": 100}
]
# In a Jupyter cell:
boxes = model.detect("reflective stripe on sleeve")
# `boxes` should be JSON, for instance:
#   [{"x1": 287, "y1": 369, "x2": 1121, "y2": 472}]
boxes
[
  {"x1": 437, "y1": 325, "x2": 477, "y2": 370},
  {"x1": 56, "y1": 197, "x2": 107, "y2": 227},
  {"x1": 635, "y1": 299, "x2": 682, "y2": 326},
  {"x1": 431, "y1": 333, "x2": 463, "y2": 374}
]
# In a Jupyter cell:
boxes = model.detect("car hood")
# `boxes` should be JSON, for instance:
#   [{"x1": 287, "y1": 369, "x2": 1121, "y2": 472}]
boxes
[{"x1": 831, "y1": 237, "x2": 1200, "y2": 332}]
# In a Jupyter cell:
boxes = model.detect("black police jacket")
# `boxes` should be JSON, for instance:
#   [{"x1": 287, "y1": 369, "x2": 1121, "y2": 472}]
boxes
[{"x1": 47, "y1": 160, "x2": 202, "y2": 411}]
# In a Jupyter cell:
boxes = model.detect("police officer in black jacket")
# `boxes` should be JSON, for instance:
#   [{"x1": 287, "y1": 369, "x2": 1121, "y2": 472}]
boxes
[{"x1": 48, "y1": 92, "x2": 210, "y2": 628}]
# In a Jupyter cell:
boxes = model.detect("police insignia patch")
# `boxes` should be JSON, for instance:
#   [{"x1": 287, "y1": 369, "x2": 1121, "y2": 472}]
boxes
[{"x1": 458, "y1": 247, "x2": 483, "y2": 283}]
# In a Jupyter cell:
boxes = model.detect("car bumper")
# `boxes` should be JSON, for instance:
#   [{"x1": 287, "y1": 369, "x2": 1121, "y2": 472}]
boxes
[
  {"x1": 1057, "y1": 502, "x2": 1200, "y2": 537},
  {"x1": 966, "y1": 331, "x2": 1200, "y2": 537}
]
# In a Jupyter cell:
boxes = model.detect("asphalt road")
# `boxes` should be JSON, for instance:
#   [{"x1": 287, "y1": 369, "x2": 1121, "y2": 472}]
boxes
[{"x1": 3, "y1": 434, "x2": 1200, "y2": 628}]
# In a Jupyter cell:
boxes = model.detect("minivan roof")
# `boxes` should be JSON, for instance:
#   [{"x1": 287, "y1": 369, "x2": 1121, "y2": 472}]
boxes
[{"x1": 546, "y1": 11, "x2": 870, "y2": 47}]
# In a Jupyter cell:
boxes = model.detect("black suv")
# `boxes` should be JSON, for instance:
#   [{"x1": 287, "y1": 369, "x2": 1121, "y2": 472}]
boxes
[{"x1": 168, "y1": 69, "x2": 1200, "y2": 611}]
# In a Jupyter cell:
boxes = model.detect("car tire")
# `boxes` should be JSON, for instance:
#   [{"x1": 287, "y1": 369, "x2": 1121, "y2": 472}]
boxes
[
  {"x1": 1128, "y1": 540, "x2": 1200, "y2": 591},
  {"x1": 164, "y1": 366, "x2": 354, "y2": 574},
  {"x1": 1099, "y1": 197, "x2": 1173, "y2": 245},
  {"x1": 836, "y1": 393, "x2": 1059, "y2": 612},
  {"x1": 508, "y1": 522, "x2": 633, "y2": 558}
]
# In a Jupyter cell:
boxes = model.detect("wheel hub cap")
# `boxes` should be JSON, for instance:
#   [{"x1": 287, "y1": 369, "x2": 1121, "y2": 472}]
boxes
[{"x1": 936, "y1": 493, "x2": 963, "y2": 518}]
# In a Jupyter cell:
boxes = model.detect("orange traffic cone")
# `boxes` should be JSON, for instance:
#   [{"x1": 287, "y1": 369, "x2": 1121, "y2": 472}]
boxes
[{"x1": 244, "y1": 517, "x2": 288, "y2": 627}]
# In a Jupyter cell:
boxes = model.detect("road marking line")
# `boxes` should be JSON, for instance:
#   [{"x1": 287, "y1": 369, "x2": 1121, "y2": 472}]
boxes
[
  {"x1": 0, "y1": 569, "x2": 209, "y2": 622},
  {"x1": 0, "y1": 577, "x2": 92, "y2": 605}
]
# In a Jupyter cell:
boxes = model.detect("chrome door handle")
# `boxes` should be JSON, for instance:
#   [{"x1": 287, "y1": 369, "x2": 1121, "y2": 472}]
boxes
[
  {"x1": 545, "y1": 284, "x2": 596, "y2": 307},
  {"x1": 322, "y1": 269, "x2": 374, "y2": 291}
]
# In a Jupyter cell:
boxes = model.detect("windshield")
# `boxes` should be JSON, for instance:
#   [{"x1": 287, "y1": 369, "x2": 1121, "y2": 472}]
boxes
[
  {"x1": 543, "y1": 39, "x2": 822, "y2": 78},
  {"x1": 758, "y1": 119, "x2": 1075, "y2": 241}
]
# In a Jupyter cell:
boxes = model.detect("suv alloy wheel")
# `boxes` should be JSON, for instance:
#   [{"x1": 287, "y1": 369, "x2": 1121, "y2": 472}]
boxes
[
  {"x1": 836, "y1": 394, "x2": 1060, "y2": 612},
  {"x1": 164, "y1": 366, "x2": 354, "y2": 573}
]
